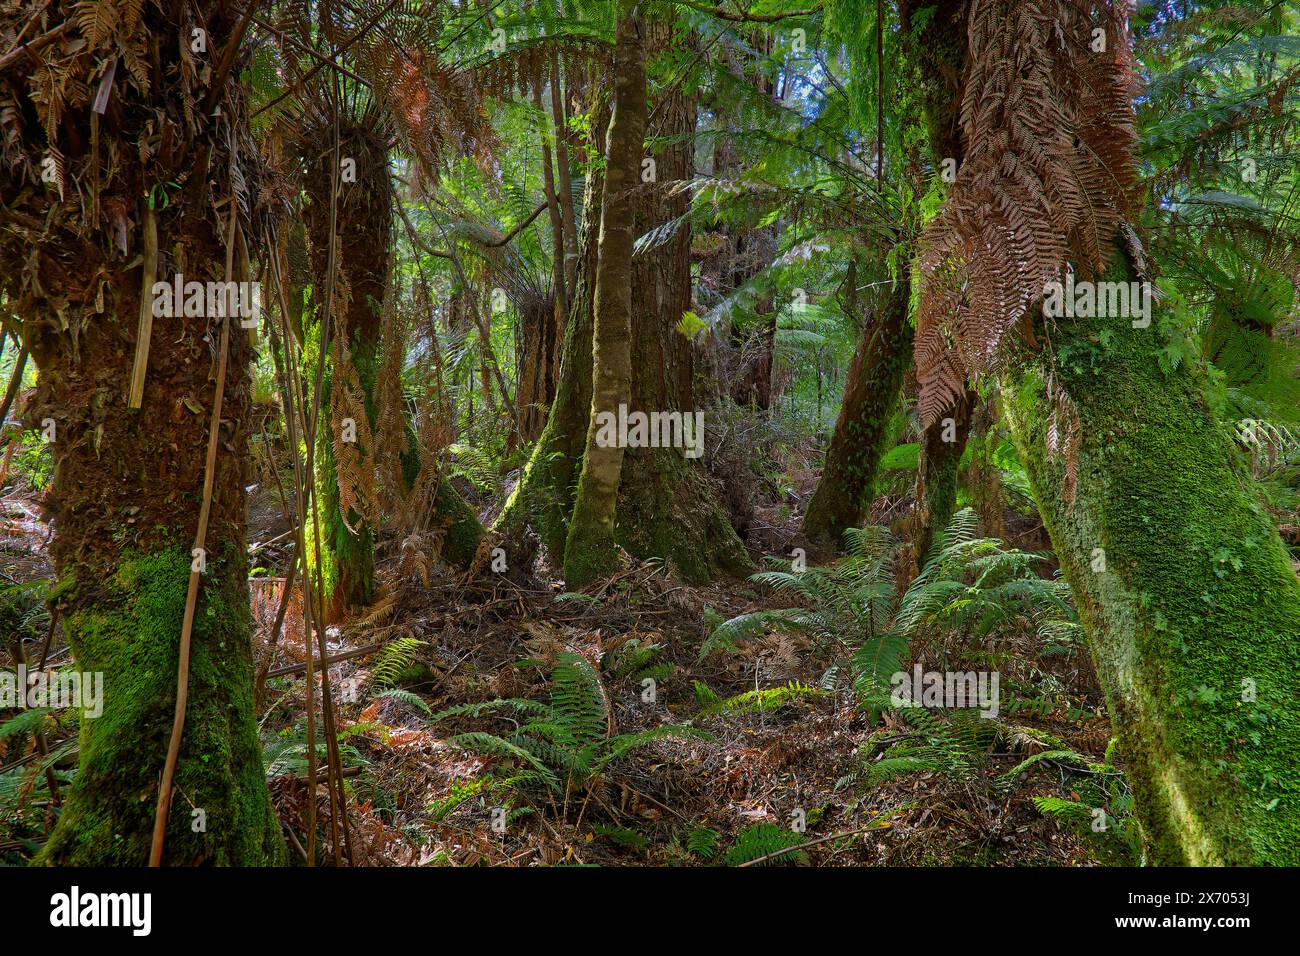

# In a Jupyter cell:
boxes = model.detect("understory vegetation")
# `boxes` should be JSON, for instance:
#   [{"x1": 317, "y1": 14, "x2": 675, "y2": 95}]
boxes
[{"x1": 0, "y1": 0, "x2": 1297, "y2": 868}]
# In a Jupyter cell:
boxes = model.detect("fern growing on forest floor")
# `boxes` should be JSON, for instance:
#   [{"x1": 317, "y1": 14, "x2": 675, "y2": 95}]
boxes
[
  {"x1": 427, "y1": 652, "x2": 710, "y2": 811},
  {"x1": 705, "y1": 509, "x2": 1081, "y2": 712},
  {"x1": 1009, "y1": 737, "x2": 1140, "y2": 865},
  {"x1": 692, "y1": 679, "x2": 827, "y2": 719},
  {"x1": 724, "y1": 823, "x2": 809, "y2": 866}
]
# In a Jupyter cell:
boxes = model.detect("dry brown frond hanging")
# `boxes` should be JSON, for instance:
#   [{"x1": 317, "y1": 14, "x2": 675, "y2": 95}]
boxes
[
  {"x1": 330, "y1": 308, "x2": 381, "y2": 532},
  {"x1": 914, "y1": 0, "x2": 1141, "y2": 426}
]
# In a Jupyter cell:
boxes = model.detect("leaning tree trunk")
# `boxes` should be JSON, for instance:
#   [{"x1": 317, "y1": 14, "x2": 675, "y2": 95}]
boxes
[
  {"x1": 1003, "y1": 253, "x2": 1300, "y2": 865},
  {"x1": 911, "y1": 386, "x2": 975, "y2": 565},
  {"x1": 0, "y1": 1, "x2": 283, "y2": 864},
  {"x1": 901, "y1": 0, "x2": 1300, "y2": 864},
  {"x1": 564, "y1": 8, "x2": 645, "y2": 587},
  {"x1": 803, "y1": 266, "x2": 912, "y2": 544},
  {"x1": 494, "y1": 138, "x2": 602, "y2": 569}
]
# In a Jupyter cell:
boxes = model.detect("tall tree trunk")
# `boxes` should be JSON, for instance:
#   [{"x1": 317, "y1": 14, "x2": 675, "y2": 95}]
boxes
[
  {"x1": 494, "y1": 171, "x2": 601, "y2": 568},
  {"x1": 611, "y1": 21, "x2": 750, "y2": 582},
  {"x1": 1, "y1": 2, "x2": 283, "y2": 864},
  {"x1": 564, "y1": 8, "x2": 645, "y2": 587},
  {"x1": 903, "y1": 0, "x2": 1300, "y2": 863},
  {"x1": 803, "y1": 265, "x2": 912, "y2": 544},
  {"x1": 299, "y1": 121, "x2": 390, "y2": 619},
  {"x1": 499, "y1": 21, "x2": 752, "y2": 584},
  {"x1": 1004, "y1": 252, "x2": 1300, "y2": 864}
]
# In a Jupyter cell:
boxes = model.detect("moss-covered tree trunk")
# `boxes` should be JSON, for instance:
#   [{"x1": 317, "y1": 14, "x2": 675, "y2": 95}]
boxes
[
  {"x1": 912, "y1": 387, "x2": 974, "y2": 564},
  {"x1": 1002, "y1": 253, "x2": 1300, "y2": 864},
  {"x1": 803, "y1": 268, "x2": 912, "y2": 544},
  {"x1": 0, "y1": 2, "x2": 283, "y2": 864},
  {"x1": 499, "y1": 22, "x2": 750, "y2": 584},
  {"x1": 611, "y1": 21, "x2": 750, "y2": 582},
  {"x1": 565, "y1": 8, "x2": 645, "y2": 587},
  {"x1": 494, "y1": 176, "x2": 600, "y2": 567}
]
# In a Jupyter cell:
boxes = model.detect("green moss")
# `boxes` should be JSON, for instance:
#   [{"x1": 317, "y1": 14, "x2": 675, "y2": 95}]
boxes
[
  {"x1": 613, "y1": 449, "x2": 753, "y2": 585},
  {"x1": 34, "y1": 548, "x2": 285, "y2": 866},
  {"x1": 431, "y1": 478, "x2": 484, "y2": 570},
  {"x1": 304, "y1": 326, "x2": 378, "y2": 615},
  {"x1": 1003, "y1": 258, "x2": 1300, "y2": 864}
]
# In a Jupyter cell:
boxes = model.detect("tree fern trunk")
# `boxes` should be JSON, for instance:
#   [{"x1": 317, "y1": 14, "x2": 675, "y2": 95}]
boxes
[
  {"x1": 1, "y1": 1, "x2": 283, "y2": 863},
  {"x1": 300, "y1": 125, "x2": 392, "y2": 618}
]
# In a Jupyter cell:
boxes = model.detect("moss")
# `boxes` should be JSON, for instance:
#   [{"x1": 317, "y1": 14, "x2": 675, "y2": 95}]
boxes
[
  {"x1": 1002, "y1": 258, "x2": 1300, "y2": 864},
  {"x1": 304, "y1": 324, "x2": 378, "y2": 618},
  {"x1": 35, "y1": 548, "x2": 284, "y2": 865},
  {"x1": 614, "y1": 449, "x2": 753, "y2": 584},
  {"x1": 431, "y1": 479, "x2": 484, "y2": 570},
  {"x1": 914, "y1": 394, "x2": 974, "y2": 565}
]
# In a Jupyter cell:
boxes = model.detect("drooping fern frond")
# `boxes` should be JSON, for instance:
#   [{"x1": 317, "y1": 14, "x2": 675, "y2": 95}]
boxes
[
  {"x1": 370, "y1": 636, "x2": 425, "y2": 689},
  {"x1": 914, "y1": 0, "x2": 1141, "y2": 426}
]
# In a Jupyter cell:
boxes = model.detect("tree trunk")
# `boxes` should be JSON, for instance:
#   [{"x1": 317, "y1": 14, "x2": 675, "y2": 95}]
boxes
[
  {"x1": 1003, "y1": 253, "x2": 1300, "y2": 864},
  {"x1": 609, "y1": 22, "x2": 751, "y2": 582},
  {"x1": 299, "y1": 121, "x2": 392, "y2": 619},
  {"x1": 912, "y1": 387, "x2": 975, "y2": 564},
  {"x1": 500, "y1": 19, "x2": 751, "y2": 585},
  {"x1": 564, "y1": 9, "x2": 645, "y2": 587},
  {"x1": 803, "y1": 267, "x2": 912, "y2": 544},
  {"x1": 1, "y1": 3, "x2": 283, "y2": 864},
  {"x1": 494, "y1": 174, "x2": 600, "y2": 568},
  {"x1": 515, "y1": 293, "x2": 562, "y2": 444}
]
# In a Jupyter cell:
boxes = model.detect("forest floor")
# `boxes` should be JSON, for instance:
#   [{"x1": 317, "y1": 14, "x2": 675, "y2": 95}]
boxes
[{"x1": 1, "y1": 455, "x2": 1129, "y2": 866}]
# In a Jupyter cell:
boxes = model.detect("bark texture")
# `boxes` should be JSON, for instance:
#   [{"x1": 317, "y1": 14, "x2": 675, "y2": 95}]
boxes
[
  {"x1": 803, "y1": 270, "x2": 913, "y2": 544},
  {"x1": 0, "y1": 1, "x2": 283, "y2": 864},
  {"x1": 1003, "y1": 253, "x2": 1300, "y2": 864},
  {"x1": 565, "y1": 9, "x2": 645, "y2": 587}
]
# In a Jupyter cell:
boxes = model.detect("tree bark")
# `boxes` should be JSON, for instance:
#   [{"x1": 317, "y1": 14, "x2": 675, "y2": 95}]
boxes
[
  {"x1": 912, "y1": 387, "x2": 975, "y2": 564},
  {"x1": 0, "y1": 3, "x2": 283, "y2": 864},
  {"x1": 564, "y1": 8, "x2": 645, "y2": 587},
  {"x1": 803, "y1": 267, "x2": 912, "y2": 544},
  {"x1": 1003, "y1": 253, "x2": 1300, "y2": 864},
  {"x1": 299, "y1": 121, "x2": 391, "y2": 619}
]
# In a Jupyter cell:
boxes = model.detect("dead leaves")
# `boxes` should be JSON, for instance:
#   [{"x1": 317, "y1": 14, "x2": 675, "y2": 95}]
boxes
[{"x1": 914, "y1": 0, "x2": 1139, "y2": 427}]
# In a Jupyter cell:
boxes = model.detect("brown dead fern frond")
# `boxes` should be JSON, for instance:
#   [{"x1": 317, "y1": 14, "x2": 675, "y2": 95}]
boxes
[{"x1": 915, "y1": 0, "x2": 1141, "y2": 427}]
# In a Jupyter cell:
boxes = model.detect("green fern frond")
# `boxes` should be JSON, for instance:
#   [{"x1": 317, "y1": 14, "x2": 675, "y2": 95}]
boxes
[
  {"x1": 371, "y1": 636, "x2": 425, "y2": 689},
  {"x1": 724, "y1": 824, "x2": 808, "y2": 866}
]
